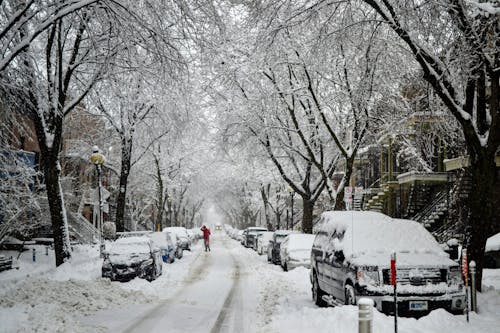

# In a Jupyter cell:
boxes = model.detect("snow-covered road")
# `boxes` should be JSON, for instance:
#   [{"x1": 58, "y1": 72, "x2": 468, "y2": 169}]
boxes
[{"x1": 84, "y1": 234, "x2": 254, "y2": 333}]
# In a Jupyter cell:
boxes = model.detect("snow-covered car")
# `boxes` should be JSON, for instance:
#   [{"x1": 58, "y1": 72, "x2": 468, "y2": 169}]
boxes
[
  {"x1": 279, "y1": 233, "x2": 315, "y2": 271},
  {"x1": 311, "y1": 211, "x2": 466, "y2": 316},
  {"x1": 163, "y1": 227, "x2": 191, "y2": 251},
  {"x1": 269, "y1": 230, "x2": 298, "y2": 265},
  {"x1": 102, "y1": 236, "x2": 162, "y2": 282},
  {"x1": 147, "y1": 232, "x2": 180, "y2": 263},
  {"x1": 244, "y1": 227, "x2": 268, "y2": 249},
  {"x1": 237, "y1": 230, "x2": 245, "y2": 243},
  {"x1": 484, "y1": 232, "x2": 500, "y2": 268},
  {"x1": 256, "y1": 231, "x2": 274, "y2": 255}
]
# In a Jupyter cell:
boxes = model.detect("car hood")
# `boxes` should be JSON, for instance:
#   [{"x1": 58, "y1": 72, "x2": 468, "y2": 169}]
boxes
[
  {"x1": 349, "y1": 252, "x2": 456, "y2": 268},
  {"x1": 109, "y1": 253, "x2": 151, "y2": 266}
]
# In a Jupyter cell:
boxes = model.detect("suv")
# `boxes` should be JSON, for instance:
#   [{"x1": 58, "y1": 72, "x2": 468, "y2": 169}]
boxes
[
  {"x1": 243, "y1": 227, "x2": 268, "y2": 249},
  {"x1": 310, "y1": 211, "x2": 465, "y2": 316},
  {"x1": 268, "y1": 230, "x2": 297, "y2": 265}
]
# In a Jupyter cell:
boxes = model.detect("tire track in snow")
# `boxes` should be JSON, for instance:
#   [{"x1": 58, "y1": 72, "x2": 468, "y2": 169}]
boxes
[
  {"x1": 209, "y1": 238, "x2": 244, "y2": 333},
  {"x1": 122, "y1": 248, "x2": 210, "y2": 333}
]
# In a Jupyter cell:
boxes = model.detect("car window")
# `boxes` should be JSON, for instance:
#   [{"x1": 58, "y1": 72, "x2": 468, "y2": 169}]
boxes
[{"x1": 313, "y1": 231, "x2": 329, "y2": 250}]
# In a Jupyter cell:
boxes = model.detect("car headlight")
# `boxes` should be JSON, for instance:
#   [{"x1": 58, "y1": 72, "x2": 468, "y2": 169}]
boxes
[
  {"x1": 448, "y1": 266, "x2": 462, "y2": 286},
  {"x1": 357, "y1": 267, "x2": 380, "y2": 286}
]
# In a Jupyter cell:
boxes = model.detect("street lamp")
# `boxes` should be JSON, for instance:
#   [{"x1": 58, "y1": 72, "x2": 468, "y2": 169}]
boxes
[
  {"x1": 90, "y1": 145, "x2": 105, "y2": 257},
  {"x1": 288, "y1": 186, "x2": 295, "y2": 229},
  {"x1": 167, "y1": 196, "x2": 173, "y2": 227}
]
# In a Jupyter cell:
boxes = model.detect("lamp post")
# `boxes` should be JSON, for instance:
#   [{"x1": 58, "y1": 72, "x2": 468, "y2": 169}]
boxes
[
  {"x1": 167, "y1": 196, "x2": 173, "y2": 227},
  {"x1": 90, "y1": 146, "x2": 105, "y2": 257},
  {"x1": 288, "y1": 187, "x2": 295, "y2": 228}
]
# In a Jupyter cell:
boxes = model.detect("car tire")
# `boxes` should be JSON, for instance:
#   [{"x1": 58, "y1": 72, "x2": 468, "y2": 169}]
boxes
[
  {"x1": 344, "y1": 284, "x2": 356, "y2": 306},
  {"x1": 312, "y1": 271, "x2": 327, "y2": 307}
]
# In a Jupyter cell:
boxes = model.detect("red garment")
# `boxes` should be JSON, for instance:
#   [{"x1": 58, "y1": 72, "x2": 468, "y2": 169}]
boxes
[{"x1": 201, "y1": 226, "x2": 211, "y2": 240}]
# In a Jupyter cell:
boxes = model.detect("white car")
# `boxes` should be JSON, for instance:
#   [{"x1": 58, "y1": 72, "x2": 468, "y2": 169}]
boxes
[
  {"x1": 256, "y1": 231, "x2": 274, "y2": 255},
  {"x1": 163, "y1": 227, "x2": 191, "y2": 251},
  {"x1": 279, "y1": 233, "x2": 316, "y2": 271}
]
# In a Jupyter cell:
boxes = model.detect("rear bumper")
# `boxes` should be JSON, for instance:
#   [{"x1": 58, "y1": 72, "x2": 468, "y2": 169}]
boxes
[{"x1": 286, "y1": 261, "x2": 311, "y2": 270}]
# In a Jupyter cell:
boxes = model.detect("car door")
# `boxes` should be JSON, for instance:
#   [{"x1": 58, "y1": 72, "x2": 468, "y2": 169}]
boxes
[
  {"x1": 312, "y1": 231, "x2": 329, "y2": 290},
  {"x1": 327, "y1": 230, "x2": 347, "y2": 299}
]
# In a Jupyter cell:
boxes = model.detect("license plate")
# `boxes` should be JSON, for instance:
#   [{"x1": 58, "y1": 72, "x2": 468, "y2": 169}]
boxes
[{"x1": 409, "y1": 300, "x2": 428, "y2": 311}]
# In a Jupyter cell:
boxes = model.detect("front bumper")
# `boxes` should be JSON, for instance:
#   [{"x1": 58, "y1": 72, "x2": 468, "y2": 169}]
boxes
[
  {"x1": 356, "y1": 291, "x2": 466, "y2": 316},
  {"x1": 102, "y1": 264, "x2": 153, "y2": 282}
]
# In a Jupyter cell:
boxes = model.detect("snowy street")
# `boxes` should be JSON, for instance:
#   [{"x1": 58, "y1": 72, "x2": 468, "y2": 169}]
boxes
[
  {"x1": 1, "y1": 231, "x2": 500, "y2": 333},
  {"x1": 84, "y1": 234, "x2": 254, "y2": 333}
]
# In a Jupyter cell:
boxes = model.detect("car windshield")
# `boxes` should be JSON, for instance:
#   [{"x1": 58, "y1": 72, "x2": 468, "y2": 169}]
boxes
[
  {"x1": 248, "y1": 229, "x2": 266, "y2": 235},
  {"x1": 110, "y1": 242, "x2": 150, "y2": 255},
  {"x1": 275, "y1": 235, "x2": 287, "y2": 243}
]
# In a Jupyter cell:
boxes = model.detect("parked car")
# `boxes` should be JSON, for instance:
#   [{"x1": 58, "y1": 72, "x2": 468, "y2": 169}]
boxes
[
  {"x1": 147, "y1": 231, "x2": 181, "y2": 263},
  {"x1": 279, "y1": 233, "x2": 315, "y2": 271},
  {"x1": 269, "y1": 230, "x2": 297, "y2": 264},
  {"x1": 237, "y1": 230, "x2": 245, "y2": 243},
  {"x1": 310, "y1": 211, "x2": 466, "y2": 316},
  {"x1": 102, "y1": 236, "x2": 162, "y2": 282},
  {"x1": 244, "y1": 227, "x2": 268, "y2": 249},
  {"x1": 256, "y1": 231, "x2": 274, "y2": 255},
  {"x1": 164, "y1": 227, "x2": 191, "y2": 251},
  {"x1": 484, "y1": 232, "x2": 500, "y2": 268}
]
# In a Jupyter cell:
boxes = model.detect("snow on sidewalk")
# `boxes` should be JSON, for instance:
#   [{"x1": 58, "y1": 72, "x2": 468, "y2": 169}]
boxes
[{"x1": 0, "y1": 242, "x2": 202, "y2": 333}]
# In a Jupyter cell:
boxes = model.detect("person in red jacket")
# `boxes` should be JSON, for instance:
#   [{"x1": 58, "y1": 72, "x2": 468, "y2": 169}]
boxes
[{"x1": 201, "y1": 225, "x2": 211, "y2": 252}]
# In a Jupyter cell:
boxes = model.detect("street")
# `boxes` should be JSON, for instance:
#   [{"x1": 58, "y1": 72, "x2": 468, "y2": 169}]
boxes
[{"x1": 84, "y1": 234, "x2": 256, "y2": 333}]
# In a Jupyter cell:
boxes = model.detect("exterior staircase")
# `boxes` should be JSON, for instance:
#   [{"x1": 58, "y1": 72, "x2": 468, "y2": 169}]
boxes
[
  {"x1": 352, "y1": 191, "x2": 364, "y2": 211},
  {"x1": 405, "y1": 184, "x2": 432, "y2": 218},
  {"x1": 412, "y1": 191, "x2": 448, "y2": 230},
  {"x1": 366, "y1": 186, "x2": 389, "y2": 212},
  {"x1": 35, "y1": 196, "x2": 100, "y2": 244}
]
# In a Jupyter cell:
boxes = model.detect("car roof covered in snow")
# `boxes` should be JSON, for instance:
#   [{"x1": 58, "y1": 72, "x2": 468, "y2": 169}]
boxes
[
  {"x1": 486, "y1": 232, "x2": 500, "y2": 252},
  {"x1": 114, "y1": 236, "x2": 150, "y2": 245},
  {"x1": 317, "y1": 211, "x2": 448, "y2": 260},
  {"x1": 284, "y1": 233, "x2": 315, "y2": 250},
  {"x1": 274, "y1": 230, "x2": 297, "y2": 236}
]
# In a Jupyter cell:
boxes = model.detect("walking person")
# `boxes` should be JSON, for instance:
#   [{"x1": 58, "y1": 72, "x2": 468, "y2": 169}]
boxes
[{"x1": 201, "y1": 225, "x2": 211, "y2": 252}]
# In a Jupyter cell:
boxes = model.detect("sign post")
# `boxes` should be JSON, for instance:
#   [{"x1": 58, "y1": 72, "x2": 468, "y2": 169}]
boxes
[
  {"x1": 391, "y1": 252, "x2": 397, "y2": 333},
  {"x1": 462, "y1": 248, "x2": 469, "y2": 322}
]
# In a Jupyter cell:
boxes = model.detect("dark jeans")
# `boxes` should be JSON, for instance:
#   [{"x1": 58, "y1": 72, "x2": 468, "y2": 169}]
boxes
[{"x1": 204, "y1": 239, "x2": 210, "y2": 251}]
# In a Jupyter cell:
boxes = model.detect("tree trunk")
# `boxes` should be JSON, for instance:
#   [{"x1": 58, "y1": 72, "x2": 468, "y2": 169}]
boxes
[
  {"x1": 302, "y1": 198, "x2": 314, "y2": 234},
  {"x1": 467, "y1": 153, "x2": 499, "y2": 292},
  {"x1": 43, "y1": 154, "x2": 72, "y2": 266},
  {"x1": 260, "y1": 185, "x2": 272, "y2": 230},
  {"x1": 115, "y1": 140, "x2": 132, "y2": 232}
]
